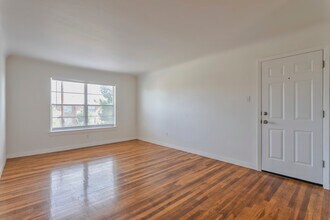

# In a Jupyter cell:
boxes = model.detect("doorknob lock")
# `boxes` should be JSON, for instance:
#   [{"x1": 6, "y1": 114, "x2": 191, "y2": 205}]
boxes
[{"x1": 263, "y1": 120, "x2": 269, "y2": 124}]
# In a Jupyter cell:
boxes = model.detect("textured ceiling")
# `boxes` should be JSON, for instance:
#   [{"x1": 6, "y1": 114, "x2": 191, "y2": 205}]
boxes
[{"x1": 1, "y1": 0, "x2": 330, "y2": 73}]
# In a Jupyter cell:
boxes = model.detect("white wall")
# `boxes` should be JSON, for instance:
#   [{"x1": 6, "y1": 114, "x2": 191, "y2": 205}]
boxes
[
  {"x1": 138, "y1": 21, "x2": 330, "y2": 170},
  {"x1": 0, "y1": 29, "x2": 6, "y2": 176},
  {"x1": 6, "y1": 56, "x2": 137, "y2": 158}
]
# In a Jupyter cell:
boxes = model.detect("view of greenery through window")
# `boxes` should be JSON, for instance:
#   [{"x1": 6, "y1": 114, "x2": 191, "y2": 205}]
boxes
[{"x1": 51, "y1": 79, "x2": 115, "y2": 130}]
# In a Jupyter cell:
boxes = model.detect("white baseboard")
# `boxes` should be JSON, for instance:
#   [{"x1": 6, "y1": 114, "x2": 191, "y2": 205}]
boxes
[
  {"x1": 139, "y1": 138, "x2": 257, "y2": 170},
  {"x1": 0, "y1": 158, "x2": 6, "y2": 178},
  {"x1": 7, "y1": 137, "x2": 137, "y2": 159},
  {"x1": 6, "y1": 136, "x2": 257, "y2": 171}
]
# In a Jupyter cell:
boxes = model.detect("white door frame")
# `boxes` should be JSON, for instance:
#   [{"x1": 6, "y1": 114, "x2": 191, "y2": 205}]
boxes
[{"x1": 257, "y1": 46, "x2": 330, "y2": 189}]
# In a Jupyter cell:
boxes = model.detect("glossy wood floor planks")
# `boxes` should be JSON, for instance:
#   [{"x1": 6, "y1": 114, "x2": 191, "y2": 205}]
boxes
[{"x1": 0, "y1": 140, "x2": 329, "y2": 219}]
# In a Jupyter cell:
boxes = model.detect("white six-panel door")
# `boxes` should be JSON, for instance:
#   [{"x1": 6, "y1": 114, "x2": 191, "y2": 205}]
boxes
[{"x1": 261, "y1": 50, "x2": 323, "y2": 184}]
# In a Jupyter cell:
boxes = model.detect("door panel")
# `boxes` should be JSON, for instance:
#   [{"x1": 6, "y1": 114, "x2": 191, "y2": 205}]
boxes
[
  {"x1": 269, "y1": 65, "x2": 285, "y2": 77},
  {"x1": 294, "y1": 131, "x2": 313, "y2": 166},
  {"x1": 262, "y1": 50, "x2": 323, "y2": 184},
  {"x1": 269, "y1": 129, "x2": 284, "y2": 160},
  {"x1": 269, "y1": 83, "x2": 284, "y2": 119},
  {"x1": 294, "y1": 80, "x2": 313, "y2": 120},
  {"x1": 294, "y1": 61, "x2": 313, "y2": 74}
]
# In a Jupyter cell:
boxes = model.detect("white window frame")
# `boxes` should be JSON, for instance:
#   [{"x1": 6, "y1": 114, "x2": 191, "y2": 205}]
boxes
[{"x1": 50, "y1": 78, "x2": 117, "y2": 132}]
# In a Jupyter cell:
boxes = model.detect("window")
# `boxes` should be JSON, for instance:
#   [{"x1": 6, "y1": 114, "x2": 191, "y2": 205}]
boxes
[{"x1": 51, "y1": 79, "x2": 116, "y2": 131}]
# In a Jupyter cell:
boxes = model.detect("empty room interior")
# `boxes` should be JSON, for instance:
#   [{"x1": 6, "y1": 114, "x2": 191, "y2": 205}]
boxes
[{"x1": 1, "y1": 0, "x2": 330, "y2": 219}]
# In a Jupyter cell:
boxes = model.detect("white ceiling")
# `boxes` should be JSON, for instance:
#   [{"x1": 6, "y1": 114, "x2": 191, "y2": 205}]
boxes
[{"x1": 1, "y1": 0, "x2": 330, "y2": 74}]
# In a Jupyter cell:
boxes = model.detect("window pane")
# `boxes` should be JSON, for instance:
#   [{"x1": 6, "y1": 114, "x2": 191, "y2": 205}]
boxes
[
  {"x1": 88, "y1": 84, "x2": 113, "y2": 95},
  {"x1": 63, "y1": 93, "x2": 84, "y2": 105},
  {"x1": 87, "y1": 84, "x2": 102, "y2": 94},
  {"x1": 52, "y1": 118, "x2": 62, "y2": 128},
  {"x1": 51, "y1": 80, "x2": 62, "y2": 92},
  {"x1": 51, "y1": 92, "x2": 62, "y2": 104},
  {"x1": 63, "y1": 105, "x2": 84, "y2": 118},
  {"x1": 63, "y1": 117, "x2": 85, "y2": 127},
  {"x1": 88, "y1": 94, "x2": 113, "y2": 105},
  {"x1": 62, "y1": 81, "x2": 84, "y2": 93},
  {"x1": 88, "y1": 106, "x2": 113, "y2": 117},
  {"x1": 52, "y1": 105, "x2": 62, "y2": 117},
  {"x1": 88, "y1": 116, "x2": 114, "y2": 126},
  {"x1": 87, "y1": 84, "x2": 113, "y2": 105},
  {"x1": 51, "y1": 80, "x2": 115, "y2": 130},
  {"x1": 52, "y1": 117, "x2": 85, "y2": 128}
]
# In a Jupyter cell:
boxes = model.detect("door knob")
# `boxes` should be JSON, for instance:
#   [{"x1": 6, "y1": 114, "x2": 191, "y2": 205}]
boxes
[{"x1": 263, "y1": 120, "x2": 269, "y2": 124}]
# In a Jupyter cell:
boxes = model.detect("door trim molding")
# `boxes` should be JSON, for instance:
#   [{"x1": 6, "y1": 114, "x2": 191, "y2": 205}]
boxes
[{"x1": 257, "y1": 46, "x2": 330, "y2": 189}]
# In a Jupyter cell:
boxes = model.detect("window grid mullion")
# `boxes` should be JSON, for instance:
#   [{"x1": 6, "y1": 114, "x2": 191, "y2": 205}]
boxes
[
  {"x1": 84, "y1": 83, "x2": 88, "y2": 127},
  {"x1": 61, "y1": 81, "x2": 64, "y2": 127}
]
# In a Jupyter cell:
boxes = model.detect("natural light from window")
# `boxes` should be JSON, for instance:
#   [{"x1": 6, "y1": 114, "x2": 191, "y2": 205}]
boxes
[{"x1": 51, "y1": 79, "x2": 116, "y2": 131}]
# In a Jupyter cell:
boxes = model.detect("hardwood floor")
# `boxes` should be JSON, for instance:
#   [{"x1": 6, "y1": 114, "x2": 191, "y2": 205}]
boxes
[{"x1": 0, "y1": 140, "x2": 329, "y2": 219}]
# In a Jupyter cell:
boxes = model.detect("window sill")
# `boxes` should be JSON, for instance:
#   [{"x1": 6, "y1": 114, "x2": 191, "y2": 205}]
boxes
[{"x1": 49, "y1": 125, "x2": 117, "y2": 136}]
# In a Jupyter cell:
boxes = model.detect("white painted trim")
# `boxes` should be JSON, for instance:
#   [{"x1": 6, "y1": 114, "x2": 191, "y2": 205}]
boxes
[
  {"x1": 0, "y1": 158, "x2": 6, "y2": 178},
  {"x1": 6, "y1": 137, "x2": 137, "y2": 158},
  {"x1": 323, "y1": 46, "x2": 330, "y2": 189},
  {"x1": 139, "y1": 138, "x2": 257, "y2": 170},
  {"x1": 257, "y1": 47, "x2": 330, "y2": 189},
  {"x1": 48, "y1": 125, "x2": 118, "y2": 136},
  {"x1": 259, "y1": 46, "x2": 326, "y2": 62},
  {"x1": 256, "y1": 60, "x2": 262, "y2": 171}
]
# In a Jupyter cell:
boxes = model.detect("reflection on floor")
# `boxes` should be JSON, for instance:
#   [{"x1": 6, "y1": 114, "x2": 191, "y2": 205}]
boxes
[
  {"x1": 50, "y1": 159, "x2": 116, "y2": 218},
  {"x1": 0, "y1": 140, "x2": 329, "y2": 219}
]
